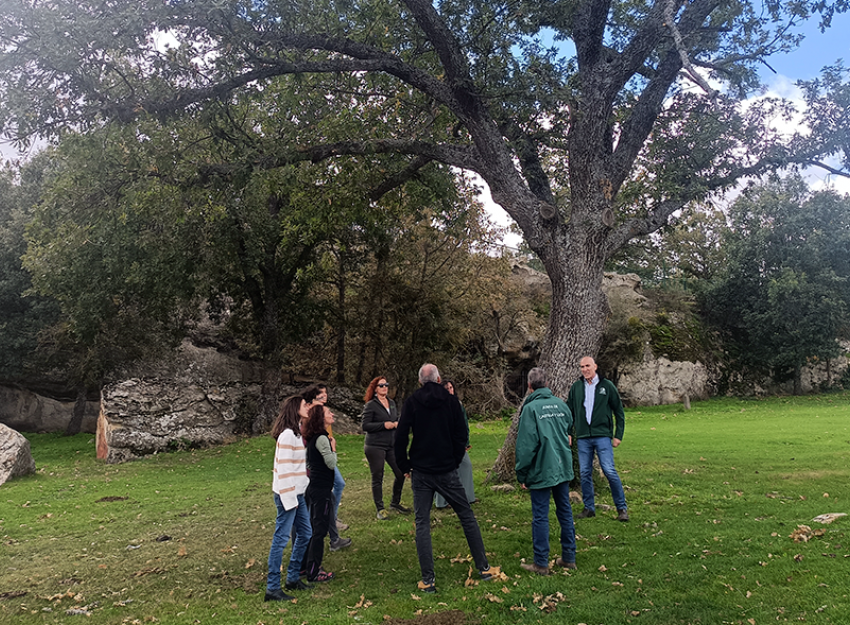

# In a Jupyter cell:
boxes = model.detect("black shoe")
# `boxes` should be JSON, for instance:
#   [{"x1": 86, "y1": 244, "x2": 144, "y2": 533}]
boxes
[
  {"x1": 264, "y1": 589, "x2": 295, "y2": 602},
  {"x1": 616, "y1": 509, "x2": 630, "y2": 522},
  {"x1": 329, "y1": 537, "x2": 352, "y2": 551},
  {"x1": 390, "y1": 502, "x2": 411, "y2": 514},
  {"x1": 576, "y1": 508, "x2": 596, "y2": 519},
  {"x1": 417, "y1": 580, "x2": 436, "y2": 594},
  {"x1": 284, "y1": 579, "x2": 312, "y2": 591}
]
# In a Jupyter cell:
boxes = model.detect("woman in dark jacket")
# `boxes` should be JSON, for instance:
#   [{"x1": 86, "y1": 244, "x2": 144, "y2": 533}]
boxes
[
  {"x1": 361, "y1": 376, "x2": 410, "y2": 519},
  {"x1": 302, "y1": 404, "x2": 338, "y2": 583}
]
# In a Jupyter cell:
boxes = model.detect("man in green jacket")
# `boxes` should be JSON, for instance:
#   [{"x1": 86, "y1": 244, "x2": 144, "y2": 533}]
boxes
[
  {"x1": 567, "y1": 356, "x2": 628, "y2": 522},
  {"x1": 515, "y1": 367, "x2": 577, "y2": 576}
]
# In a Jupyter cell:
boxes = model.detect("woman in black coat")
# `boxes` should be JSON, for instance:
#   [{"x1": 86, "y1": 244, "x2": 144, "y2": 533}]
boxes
[{"x1": 361, "y1": 376, "x2": 410, "y2": 519}]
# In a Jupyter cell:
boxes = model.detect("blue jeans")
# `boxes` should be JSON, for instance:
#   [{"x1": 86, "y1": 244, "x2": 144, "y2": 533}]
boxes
[
  {"x1": 411, "y1": 469, "x2": 489, "y2": 585},
  {"x1": 529, "y1": 482, "x2": 576, "y2": 566},
  {"x1": 328, "y1": 467, "x2": 345, "y2": 541},
  {"x1": 267, "y1": 493, "x2": 312, "y2": 591},
  {"x1": 577, "y1": 436, "x2": 627, "y2": 512}
]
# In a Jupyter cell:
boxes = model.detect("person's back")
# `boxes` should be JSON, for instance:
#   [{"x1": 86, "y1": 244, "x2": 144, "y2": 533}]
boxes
[{"x1": 396, "y1": 381, "x2": 466, "y2": 475}]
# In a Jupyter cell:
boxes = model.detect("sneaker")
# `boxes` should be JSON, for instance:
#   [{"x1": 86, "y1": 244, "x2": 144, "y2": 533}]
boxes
[
  {"x1": 376, "y1": 509, "x2": 390, "y2": 520},
  {"x1": 284, "y1": 579, "x2": 312, "y2": 591},
  {"x1": 307, "y1": 569, "x2": 335, "y2": 583},
  {"x1": 336, "y1": 519, "x2": 349, "y2": 532},
  {"x1": 616, "y1": 509, "x2": 630, "y2": 522},
  {"x1": 264, "y1": 589, "x2": 296, "y2": 602},
  {"x1": 417, "y1": 580, "x2": 437, "y2": 594},
  {"x1": 479, "y1": 565, "x2": 501, "y2": 581},
  {"x1": 576, "y1": 508, "x2": 596, "y2": 519},
  {"x1": 520, "y1": 562, "x2": 550, "y2": 576},
  {"x1": 390, "y1": 502, "x2": 411, "y2": 514},
  {"x1": 329, "y1": 537, "x2": 352, "y2": 552},
  {"x1": 555, "y1": 557, "x2": 577, "y2": 570}
]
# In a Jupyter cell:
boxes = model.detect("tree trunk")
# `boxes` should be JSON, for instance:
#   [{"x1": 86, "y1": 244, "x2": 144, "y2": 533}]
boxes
[
  {"x1": 335, "y1": 252, "x2": 347, "y2": 384},
  {"x1": 793, "y1": 363, "x2": 802, "y2": 396},
  {"x1": 487, "y1": 233, "x2": 610, "y2": 483},
  {"x1": 64, "y1": 385, "x2": 88, "y2": 436}
]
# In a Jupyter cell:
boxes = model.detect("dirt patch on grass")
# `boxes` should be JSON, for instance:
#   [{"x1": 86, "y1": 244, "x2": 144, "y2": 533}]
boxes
[
  {"x1": 385, "y1": 610, "x2": 478, "y2": 625},
  {"x1": 776, "y1": 470, "x2": 846, "y2": 481},
  {"x1": 210, "y1": 571, "x2": 264, "y2": 594}
]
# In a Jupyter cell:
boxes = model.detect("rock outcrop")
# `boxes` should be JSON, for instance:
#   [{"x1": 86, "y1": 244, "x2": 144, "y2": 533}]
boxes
[
  {"x1": 97, "y1": 378, "x2": 264, "y2": 463},
  {"x1": 0, "y1": 423, "x2": 36, "y2": 486},
  {"x1": 617, "y1": 357, "x2": 711, "y2": 406},
  {"x1": 0, "y1": 384, "x2": 99, "y2": 434}
]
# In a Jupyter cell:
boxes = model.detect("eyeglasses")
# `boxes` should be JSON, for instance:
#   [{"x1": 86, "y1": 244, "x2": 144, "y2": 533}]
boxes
[{"x1": 377, "y1": 383, "x2": 389, "y2": 388}]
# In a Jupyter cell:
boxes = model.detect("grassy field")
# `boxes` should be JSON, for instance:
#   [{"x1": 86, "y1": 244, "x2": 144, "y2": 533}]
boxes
[{"x1": 2, "y1": 393, "x2": 849, "y2": 625}]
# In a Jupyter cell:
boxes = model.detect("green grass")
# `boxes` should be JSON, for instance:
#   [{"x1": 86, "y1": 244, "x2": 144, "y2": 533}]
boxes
[{"x1": 2, "y1": 393, "x2": 849, "y2": 625}]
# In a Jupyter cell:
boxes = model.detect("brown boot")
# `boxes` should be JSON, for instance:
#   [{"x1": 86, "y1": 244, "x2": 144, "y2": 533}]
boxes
[
  {"x1": 520, "y1": 562, "x2": 550, "y2": 576},
  {"x1": 555, "y1": 557, "x2": 577, "y2": 570},
  {"x1": 616, "y1": 509, "x2": 629, "y2": 522},
  {"x1": 576, "y1": 508, "x2": 595, "y2": 519}
]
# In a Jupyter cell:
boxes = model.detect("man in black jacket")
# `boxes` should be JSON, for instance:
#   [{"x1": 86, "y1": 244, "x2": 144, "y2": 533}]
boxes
[{"x1": 395, "y1": 363, "x2": 500, "y2": 593}]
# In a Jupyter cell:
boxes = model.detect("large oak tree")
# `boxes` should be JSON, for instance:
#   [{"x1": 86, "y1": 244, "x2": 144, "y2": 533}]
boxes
[{"x1": 2, "y1": 1, "x2": 850, "y2": 460}]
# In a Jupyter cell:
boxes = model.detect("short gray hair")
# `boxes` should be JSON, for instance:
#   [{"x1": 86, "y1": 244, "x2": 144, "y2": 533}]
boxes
[
  {"x1": 527, "y1": 367, "x2": 547, "y2": 390},
  {"x1": 419, "y1": 363, "x2": 440, "y2": 384}
]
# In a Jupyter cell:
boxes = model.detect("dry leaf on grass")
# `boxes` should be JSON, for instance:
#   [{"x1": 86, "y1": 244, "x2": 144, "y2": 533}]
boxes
[
  {"x1": 812, "y1": 513, "x2": 846, "y2": 524},
  {"x1": 244, "y1": 559, "x2": 256, "y2": 569},
  {"x1": 790, "y1": 525, "x2": 826, "y2": 543},
  {"x1": 483, "y1": 593, "x2": 503, "y2": 603}
]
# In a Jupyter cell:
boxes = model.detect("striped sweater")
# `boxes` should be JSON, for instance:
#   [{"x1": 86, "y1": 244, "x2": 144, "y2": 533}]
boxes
[{"x1": 272, "y1": 429, "x2": 309, "y2": 510}]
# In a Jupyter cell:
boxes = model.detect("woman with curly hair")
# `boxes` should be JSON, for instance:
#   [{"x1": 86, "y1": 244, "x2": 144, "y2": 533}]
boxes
[
  {"x1": 302, "y1": 404, "x2": 338, "y2": 582},
  {"x1": 265, "y1": 396, "x2": 313, "y2": 602},
  {"x1": 361, "y1": 376, "x2": 409, "y2": 519}
]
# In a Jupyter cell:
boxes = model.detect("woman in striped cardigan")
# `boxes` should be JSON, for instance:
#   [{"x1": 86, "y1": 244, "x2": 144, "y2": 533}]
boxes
[{"x1": 265, "y1": 396, "x2": 313, "y2": 602}]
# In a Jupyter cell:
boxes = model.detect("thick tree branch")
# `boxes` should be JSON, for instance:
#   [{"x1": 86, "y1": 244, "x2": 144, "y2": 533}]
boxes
[
  {"x1": 367, "y1": 156, "x2": 434, "y2": 201},
  {"x1": 197, "y1": 140, "x2": 483, "y2": 180}
]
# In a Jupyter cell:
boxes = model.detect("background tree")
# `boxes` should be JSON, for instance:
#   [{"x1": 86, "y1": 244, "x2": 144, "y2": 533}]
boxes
[
  {"x1": 702, "y1": 176, "x2": 850, "y2": 394},
  {"x1": 0, "y1": 157, "x2": 61, "y2": 382}
]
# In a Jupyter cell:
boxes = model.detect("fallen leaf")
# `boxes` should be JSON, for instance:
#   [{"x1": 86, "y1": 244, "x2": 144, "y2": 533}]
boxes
[{"x1": 244, "y1": 558, "x2": 256, "y2": 569}]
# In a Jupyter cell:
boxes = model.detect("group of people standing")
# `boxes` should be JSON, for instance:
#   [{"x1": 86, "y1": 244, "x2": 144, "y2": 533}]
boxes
[
  {"x1": 264, "y1": 385, "x2": 350, "y2": 602},
  {"x1": 265, "y1": 356, "x2": 627, "y2": 597}
]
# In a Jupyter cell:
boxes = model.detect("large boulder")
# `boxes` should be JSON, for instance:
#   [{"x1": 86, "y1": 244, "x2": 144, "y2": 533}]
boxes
[
  {"x1": 97, "y1": 378, "x2": 263, "y2": 463},
  {"x1": 0, "y1": 423, "x2": 36, "y2": 486},
  {"x1": 0, "y1": 384, "x2": 99, "y2": 434}
]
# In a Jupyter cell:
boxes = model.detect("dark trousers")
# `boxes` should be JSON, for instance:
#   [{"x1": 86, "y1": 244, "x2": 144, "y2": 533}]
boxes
[
  {"x1": 304, "y1": 485, "x2": 333, "y2": 580},
  {"x1": 411, "y1": 469, "x2": 489, "y2": 585},
  {"x1": 364, "y1": 444, "x2": 405, "y2": 510}
]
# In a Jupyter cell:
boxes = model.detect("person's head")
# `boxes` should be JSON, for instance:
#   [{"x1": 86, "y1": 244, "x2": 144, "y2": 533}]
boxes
[
  {"x1": 302, "y1": 403, "x2": 331, "y2": 440},
  {"x1": 527, "y1": 367, "x2": 548, "y2": 391},
  {"x1": 441, "y1": 379, "x2": 455, "y2": 395},
  {"x1": 302, "y1": 384, "x2": 328, "y2": 406},
  {"x1": 364, "y1": 376, "x2": 390, "y2": 402},
  {"x1": 271, "y1": 395, "x2": 305, "y2": 439},
  {"x1": 579, "y1": 356, "x2": 598, "y2": 382},
  {"x1": 418, "y1": 363, "x2": 440, "y2": 385}
]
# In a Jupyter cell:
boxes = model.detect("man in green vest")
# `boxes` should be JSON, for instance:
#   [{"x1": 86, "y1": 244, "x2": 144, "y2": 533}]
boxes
[
  {"x1": 567, "y1": 356, "x2": 629, "y2": 522},
  {"x1": 515, "y1": 367, "x2": 577, "y2": 575}
]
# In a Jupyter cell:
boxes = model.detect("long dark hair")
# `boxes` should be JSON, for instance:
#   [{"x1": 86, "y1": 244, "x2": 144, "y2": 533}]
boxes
[
  {"x1": 271, "y1": 396, "x2": 303, "y2": 439},
  {"x1": 301, "y1": 383, "x2": 327, "y2": 404},
  {"x1": 363, "y1": 376, "x2": 386, "y2": 403},
  {"x1": 301, "y1": 404, "x2": 327, "y2": 441}
]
